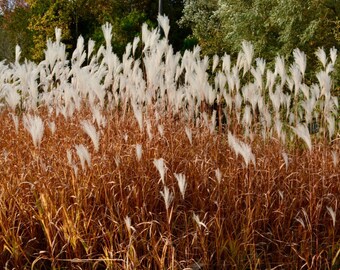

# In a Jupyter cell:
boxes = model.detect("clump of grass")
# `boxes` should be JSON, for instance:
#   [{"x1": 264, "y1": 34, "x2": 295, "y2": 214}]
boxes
[
  {"x1": 23, "y1": 114, "x2": 44, "y2": 148},
  {"x1": 0, "y1": 108, "x2": 339, "y2": 269},
  {"x1": 0, "y1": 16, "x2": 339, "y2": 270}
]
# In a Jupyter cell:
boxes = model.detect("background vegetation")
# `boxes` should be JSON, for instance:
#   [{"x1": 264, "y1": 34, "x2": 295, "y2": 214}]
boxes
[
  {"x1": 0, "y1": 1, "x2": 339, "y2": 269},
  {"x1": 1, "y1": 0, "x2": 340, "y2": 92},
  {"x1": 0, "y1": 1, "x2": 339, "y2": 58},
  {"x1": 179, "y1": 0, "x2": 340, "y2": 90},
  {"x1": 0, "y1": 0, "x2": 190, "y2": 61}
]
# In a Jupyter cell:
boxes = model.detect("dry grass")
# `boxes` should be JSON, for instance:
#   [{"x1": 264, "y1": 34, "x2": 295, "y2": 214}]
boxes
[{"x1": 0, "y1": 107, "x2": 339, "y2": 270}]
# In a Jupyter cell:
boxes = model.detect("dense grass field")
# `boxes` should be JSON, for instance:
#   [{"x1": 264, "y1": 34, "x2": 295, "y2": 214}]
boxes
[{"x1": 0, "y1": 17, "x2": 339, "y2": 269}]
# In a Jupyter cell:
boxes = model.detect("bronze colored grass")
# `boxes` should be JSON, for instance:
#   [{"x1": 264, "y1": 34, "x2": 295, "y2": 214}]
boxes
[{"x1": 0, "y1": 108, "x2": 339, "y2": 270}]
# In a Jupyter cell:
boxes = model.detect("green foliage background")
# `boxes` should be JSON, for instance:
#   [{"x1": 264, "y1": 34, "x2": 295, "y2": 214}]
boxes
[
  {"x1": 0, "y1": 0, "x2": 339, "y2": 92},
  {"x1": 180, "y1": 0, "x2": 340, "y2": 93},
  {"x1": 0, "y1": 0, "x2": 191, "y2": 61}
]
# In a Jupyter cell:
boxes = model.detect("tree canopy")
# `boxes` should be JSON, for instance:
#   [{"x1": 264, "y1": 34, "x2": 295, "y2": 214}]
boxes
[
  {"x1": 0, "y1": 0, "x2": 190, "y2": 61},
  {"x1": 179, "y1": 0, "x2": 340, "y2": 87},
  {"x1": 181, "y1": 0, "x2": 340, "y2": 59},
  {"x1": 0, "y1": 0, "x2": 339, "y2": 77}
]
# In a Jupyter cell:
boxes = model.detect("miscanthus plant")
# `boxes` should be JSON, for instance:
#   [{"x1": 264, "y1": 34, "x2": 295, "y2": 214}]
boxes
[
  {"x1": 0, "y1": 16, "x2": 339, "y2": 269},
  {"x1": 0, "y1": 17, "x2": 338, "y2": 145}
]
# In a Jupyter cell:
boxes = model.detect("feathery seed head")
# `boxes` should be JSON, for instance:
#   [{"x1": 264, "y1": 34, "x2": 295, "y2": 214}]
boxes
[
  {"x1": 228, "y1": 131, "x2": 255, "y2": 167},
  {"x1": 132, "y1": 102, "x2": 143, "y2": 132},
  {"x1": 23, "y1": 114, "x2": 44, "y2": 148},
  {"x1": 290, "y1": 63, "x2": 302, "y2": 96},
  {"x1": 80, "y1": 120, "x2": 100, "y2": 152},
  {"x1": 6, "y1": 87, "x2": 21, "y2": 111},
  {"x1": 124, "y1": 216, "x2": 135, "y2": 235},
  {"x1": 48, "y1": 121, "x2": 56, "y2": 135},
  {"x1": 160, "y1": 186, "x2": 173, "y2": 211},
  {"x1": 215, "y1": 168, "x2": 222, "y2": 184},
  {"x1": 326, "y1": 206, "x2": 336, "y2": 227},
  {"x1": 193, "y1": 213, "x2": 207, "y2": 230},
  {"x1": 222, "y1": 53, "x2": 231, "y2": 73},
  {"x1": 212, "y1": 54, "x2": 219, "y2": 72},
  {"x1": 132, "y1": 36, "x2": 140, "y2": 56},
  {"x1": 66, "y1": 149, "x2": 73, "y2": 167},
  {"x1": 316, "y1": 71, "x2": 331, "y2": 98},
  {"x1": 291, "y1": 124, "x2": 312, "y2": 151},
  {"x1": 75, "y1": 144, "x2": 91, "y2": 171},
  {"x1": 241, "y1": 40, "x2": 254, "y2": 71},
  {"x1": 326, "y1": 115, "x2": 335, "y2": 139},
  {"x1": 315, "y1": 47, "x2": 327, "y2": 68},
  {"x1": 135, "y1": 144, "x2": 143, "y2": 162},
  {"x1": 102, "y1": 22, "x2": 113, "y2": 50},
  {"x1": 293, "y1": 48, "x2": 306, "y2": 76},
  {"x1": 274, "y1": 55, "x2": 286, "y2": 79},
  {"x1": 330, "y1": 47, "x2": 337, "y2": 65},
  {"x1": 157, "y1": 15, "x2": 170, "y2": 39},
  {"x1": 174, "y1": 173, "x2": 187, "y2": 200},
  {"x1": 256, "y1": 57, "x2": 266, "y2": 75},
  {"x1": 88, "y1": 39, "x2": 95, "y2": 59},
  {"x1": 153, "y1": 158, "x2": 167, "y2": 185}
]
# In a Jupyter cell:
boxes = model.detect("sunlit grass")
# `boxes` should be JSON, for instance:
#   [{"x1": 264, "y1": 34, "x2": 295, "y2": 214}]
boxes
[
  {"x1": 0, "y1": 15, "x2": 339, "y2": 269},
  {"x1": 0, "y1": 108, "x2": 338, "y2": 269}
]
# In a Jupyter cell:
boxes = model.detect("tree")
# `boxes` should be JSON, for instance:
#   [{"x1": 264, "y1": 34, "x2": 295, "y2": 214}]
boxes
[
  {"x1": 179, "y1": 0, "x2": 222, "y2": 55},
  {"x1": 24, "y1": 0, "x2": 73, "y2": 61},
  {"x1": 181, "y1": 0, "x2": 340, "y2": 61},
  {"x1": 24, "y1": 0, "x2": 158, "y2": 60},
  {"x1": 1, "y1": 0, "x2": 191, "y2": 61},
  {"x1": 0, "y1": 1, "x2": 32, "y2": 61},
  {"x1": 221, "y1": 0, "x2": 340, "y2": 84}
]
